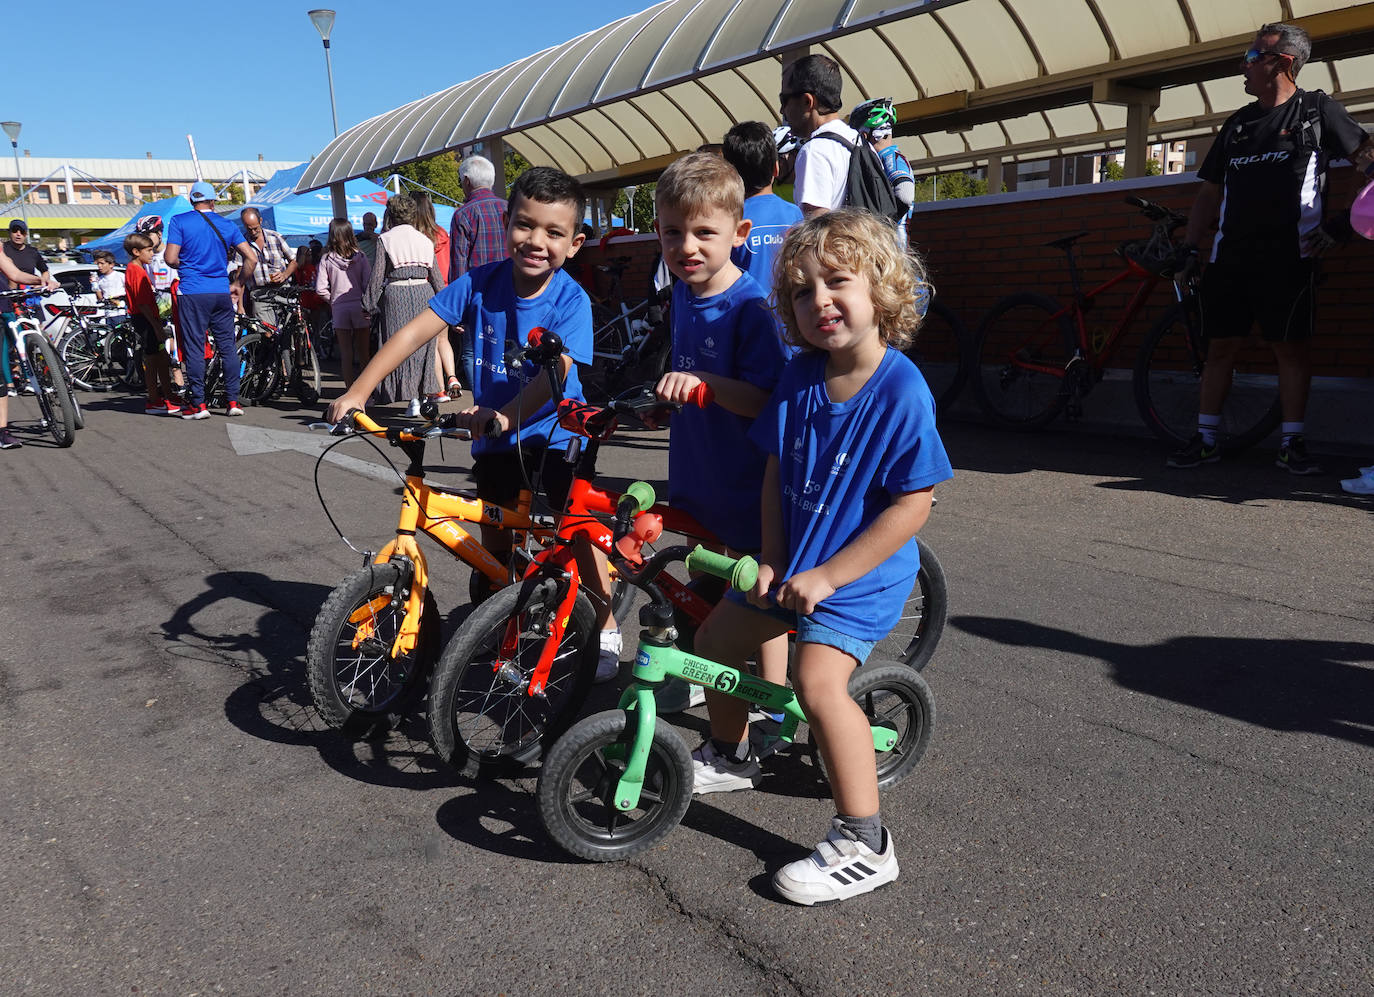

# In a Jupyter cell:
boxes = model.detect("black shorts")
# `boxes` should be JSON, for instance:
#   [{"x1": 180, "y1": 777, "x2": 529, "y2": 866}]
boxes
[
  {"x1": 471, "y1": 444, "x2": 586, "y2": 514},
  {"x1": 1200, "y1": 258, "x2": 1317, "y2": 343},
  {"x1": 130, "y1": 314, "x2": 162, "y2": 356}
]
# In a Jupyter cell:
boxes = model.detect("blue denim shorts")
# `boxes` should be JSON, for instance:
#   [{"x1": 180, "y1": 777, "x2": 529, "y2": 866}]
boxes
[{"x1": 726, "y1": 590, "x2": 876, "y2": 665}]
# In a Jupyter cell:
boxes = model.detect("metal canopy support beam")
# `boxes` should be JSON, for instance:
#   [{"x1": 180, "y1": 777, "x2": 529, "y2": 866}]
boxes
[
  {"x1": 330, "y1": 181, "x2": 347, "y2": 221},
  {"x1": 1092, "y1": 80, "x2": 1160, "y2": 180},
  {"x1": 986, "y1": 155, "x2": 1003, "y2": 194}
]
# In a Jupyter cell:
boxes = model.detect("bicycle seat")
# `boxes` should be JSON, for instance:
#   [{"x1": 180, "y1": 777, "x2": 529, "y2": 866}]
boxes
[{"x1": 1045, "y1": 232, "x2": 1090, "y2": 251}]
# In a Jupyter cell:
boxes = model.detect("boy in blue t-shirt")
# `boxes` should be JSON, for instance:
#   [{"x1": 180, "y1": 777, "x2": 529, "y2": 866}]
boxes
[
  {"x1": 327, "y1": 168, "x2": 621, "y2": 672},
  {"x1": 690, "y1": 209, "x2": 952, "y2": 906},
  {"x1": 652, "y1": 152, "x2": 792, "y2": 705},
  {"x1": 723, "y1": 121, "x2": 803, "y2": 306}
]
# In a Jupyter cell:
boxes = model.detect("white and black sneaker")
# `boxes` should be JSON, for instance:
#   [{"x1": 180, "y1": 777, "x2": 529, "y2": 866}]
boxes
[
  {"x1": 772, "y1": 818, "x2": 899, "y2": 905},
  {"x1": 594, "y1": 629, "x2": 622, "y2": 684},
  {"x1": 690, "y1": 739, "x2": 761, "y2": 794}
]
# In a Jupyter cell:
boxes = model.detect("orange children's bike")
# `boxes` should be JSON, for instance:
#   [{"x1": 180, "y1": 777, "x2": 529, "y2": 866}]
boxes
[{"x1": 305, "y1": 406, "x2": 555, "y2": 735}]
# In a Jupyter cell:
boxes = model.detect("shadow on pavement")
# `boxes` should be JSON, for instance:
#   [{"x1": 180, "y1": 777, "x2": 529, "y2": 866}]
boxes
[{"x1": 952, "y1": 614, "x2": 1374, "y2": 747}]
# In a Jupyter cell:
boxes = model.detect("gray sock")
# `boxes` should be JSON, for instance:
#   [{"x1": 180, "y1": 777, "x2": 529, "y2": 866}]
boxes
[{"x1": 837, "y1": 812, "x2": 883, "y2": 852}]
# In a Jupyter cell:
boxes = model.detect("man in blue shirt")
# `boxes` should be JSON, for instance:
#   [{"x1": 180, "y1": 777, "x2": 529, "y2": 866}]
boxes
[{"x1": 164, "y1": 181, "x2": 257, "y2": 419}]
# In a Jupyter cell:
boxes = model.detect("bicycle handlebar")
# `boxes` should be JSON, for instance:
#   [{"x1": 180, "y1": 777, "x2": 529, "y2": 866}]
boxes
[
  {"x1": 309, "y1": 408, "x2": 475, "y2": 442},
  {"x1": 1124, "y1": 195, "x2": 1187, "y2": 228},
  {"x1": 685, "y1": 546, "x2": 759, "y2": 593}
]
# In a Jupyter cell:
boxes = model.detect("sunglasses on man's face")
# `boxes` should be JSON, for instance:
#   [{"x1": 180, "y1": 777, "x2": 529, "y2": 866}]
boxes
[{"x1": 1243, "y1": 48, "x2": 1291, "y2": 65}]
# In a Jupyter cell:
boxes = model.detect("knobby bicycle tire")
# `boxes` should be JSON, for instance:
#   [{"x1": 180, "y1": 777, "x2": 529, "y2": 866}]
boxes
[
  {"x1": 972, "y1": 292, "x2": 1075, "y2": 428},
  {"x1": 906, "y1": 298, "x2": 969, "y2": 414},
  {"x1": 428, "y1": 578, "x2": 598, "y2": 778},
  {"x1": 306, "y1": 562, "x2": 441, "y2": 734},
  {"x1": 58, "y1": 324, "x2": 121, "y2": 392},
  {"x1": 24, "y1": 332, "x2": 78, "y2": 447},
  {"x1": 1133, "y1": 300, "x2": 1282, "y2": 452}
]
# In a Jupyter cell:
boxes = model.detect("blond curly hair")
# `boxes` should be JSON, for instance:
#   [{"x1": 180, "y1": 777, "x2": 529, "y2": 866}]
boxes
[{"x1": 773, "y1": 210, "x2": 929, "y2": 352}]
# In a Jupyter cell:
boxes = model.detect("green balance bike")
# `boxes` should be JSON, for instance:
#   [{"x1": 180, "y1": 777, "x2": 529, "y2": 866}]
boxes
[{"x1": 535, "y1": 483, "x2": 936, "y2": 861}]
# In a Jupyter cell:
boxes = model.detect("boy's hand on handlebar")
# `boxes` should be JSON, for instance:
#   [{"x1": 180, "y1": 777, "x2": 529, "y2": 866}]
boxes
[
  {"x1": 771, "y1": 567, "x2": 835, "y2": 617},
  {"x1": 655, "y1": 370, "x2": 705, "y2": 405},
  {"x1": 325, "y1": 392, "x2": 366, "y2": 423},
  {"x1": 454, "y1": 404, "x2": 508, "y2": 437}
]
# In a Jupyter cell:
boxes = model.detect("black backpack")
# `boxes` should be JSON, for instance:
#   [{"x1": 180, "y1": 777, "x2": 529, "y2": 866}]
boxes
[{"x1": 808, "y1": 131, "x2": 907, "y2": 225}]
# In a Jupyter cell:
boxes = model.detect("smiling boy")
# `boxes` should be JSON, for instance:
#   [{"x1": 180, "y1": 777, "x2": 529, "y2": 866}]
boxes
[{"x1": 327, "y1": 167, "x2": 620, "y2": 669}]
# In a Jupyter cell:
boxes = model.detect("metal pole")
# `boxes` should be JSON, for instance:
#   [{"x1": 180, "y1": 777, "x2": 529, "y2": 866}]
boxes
[
  {"x1": 10, "y1": 141, "x2": 28, "y2": 231},
  {"x1": 322, "y1": 39, "x2": 339, "y2": 137}
]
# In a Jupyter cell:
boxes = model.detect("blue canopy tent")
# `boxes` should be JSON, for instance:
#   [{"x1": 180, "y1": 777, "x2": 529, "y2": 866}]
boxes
[
  {"x1": 78, "y1": 196, "x2": 194, "y2": 262},
  {"x1": 223, "y1": 164, "x2": 455, "y2": 242}
]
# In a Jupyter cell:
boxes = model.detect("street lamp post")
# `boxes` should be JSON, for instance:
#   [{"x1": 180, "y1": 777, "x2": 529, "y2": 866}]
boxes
[
  {"x1": 1, "y1": 121, "x2": 28, "y2": 232},
  {"x1": 308, "y1": 9, "x2": 339, "y2": 138}
]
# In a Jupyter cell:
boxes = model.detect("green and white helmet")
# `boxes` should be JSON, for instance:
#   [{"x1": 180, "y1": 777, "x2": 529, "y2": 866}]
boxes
[{"x1": 849, "y1": 97, "x2": 897, "y2": 139}]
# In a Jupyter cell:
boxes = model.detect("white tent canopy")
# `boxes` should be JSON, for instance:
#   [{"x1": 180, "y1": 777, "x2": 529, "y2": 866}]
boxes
[{"x1": 298, "y1": 0, "x2": 1374, "y2": 191}]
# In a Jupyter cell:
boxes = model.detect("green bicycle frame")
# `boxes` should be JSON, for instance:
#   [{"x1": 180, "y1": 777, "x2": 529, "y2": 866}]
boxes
[{"x1": 608, "y1": 636, "x2": 900, "y2": 812}]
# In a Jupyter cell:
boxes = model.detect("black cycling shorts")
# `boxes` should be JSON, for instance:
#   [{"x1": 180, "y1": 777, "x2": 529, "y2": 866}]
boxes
[
  {"x1": 1200, "y1": 258, "x2": 1317, "y2": 343},
  {"x1": 472, "y1": 443, "x2": 587, "y2": 515},
  {"x1": 130, "y1": 314, "x2": 162, "y2": 356}
]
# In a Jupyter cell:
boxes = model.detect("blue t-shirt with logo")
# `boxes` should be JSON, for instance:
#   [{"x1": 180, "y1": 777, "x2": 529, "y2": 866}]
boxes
[
  {"x1": 732, "y1": 193, "x2": 803, "y2": 300},
  {"x1": 165, "y1": 209, "x2": 243, "y2": 295},
  {"x1": 668, "y1": 272, "x2": 789, "y2": 551},
  {"x1": 750, "y1": 348, "x2": 952, "y2": 641},
  {"x1": 428, "y1": 259, "x2": 592, "y2": 457}
]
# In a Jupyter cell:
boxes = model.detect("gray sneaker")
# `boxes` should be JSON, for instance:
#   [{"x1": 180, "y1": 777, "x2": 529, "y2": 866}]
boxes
[
  {"x1": 0, "y1": 428, "x2": 21, "y2": 450},
  {"x1": 691, "y1": 739, "x2": 761, "y2": 795}
]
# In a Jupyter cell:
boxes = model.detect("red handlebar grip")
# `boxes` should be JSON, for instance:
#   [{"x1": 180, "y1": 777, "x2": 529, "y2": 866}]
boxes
[
  {"x1": 614, "y1": 512, "x2": 663, "y2": 564},
  {"x1": 687, "y1": 382, "x2": 714, "y2": 408}
]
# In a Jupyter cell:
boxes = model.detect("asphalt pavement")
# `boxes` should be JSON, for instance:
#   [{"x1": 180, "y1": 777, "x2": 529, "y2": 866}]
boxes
[{"x1": 1, "y1": 376, "x2": 1371, "y2": 996}]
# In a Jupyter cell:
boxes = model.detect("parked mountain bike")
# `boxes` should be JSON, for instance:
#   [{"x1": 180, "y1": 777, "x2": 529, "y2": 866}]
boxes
[
  {"x1": 304, "y1": 404, "x2": 551, "y2": 735},
  {"x1": 971, "y1": 196, "x2": 1281, "y2": 451},
  {"x1": 905, "y1": 292, "x2": 969, "y2": 415},
  {"x1": 249, "y1": 286, "x2": 322, "y2": 406},
  {"x1": 2, "y1": 289, "x2": 81, "y2": 446},
  {"x1": 53, "y1": 304, "x2": 144, "y2": 393},
  {"x1": 424, "y1": 332, "x2": 949, "y2": 779},
  {"x1": 535, "y1": 527, "x2": 933, "y2": 862}
]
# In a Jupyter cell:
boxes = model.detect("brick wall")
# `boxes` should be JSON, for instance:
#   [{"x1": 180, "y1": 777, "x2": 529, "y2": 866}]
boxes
[{"x1": 911, "y1": 169, "x2": 1374, "y2": 379}]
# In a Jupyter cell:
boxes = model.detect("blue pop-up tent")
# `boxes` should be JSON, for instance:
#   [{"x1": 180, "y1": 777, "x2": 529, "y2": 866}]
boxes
[
  {"x1": 79, "y1": 195, "x2": 194, "y2": 261},
  {"x1": 223, "y1": 164, "x2": 455, "y2": 240}
]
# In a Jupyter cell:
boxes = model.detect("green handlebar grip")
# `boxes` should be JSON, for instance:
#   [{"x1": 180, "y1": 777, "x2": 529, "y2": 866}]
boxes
[
  {"x1": 623, "y1": 481, "x2": 656, "y2": 513},
  {"x1": 686, "y1": 546, "x2": 759, "y2": 593}
]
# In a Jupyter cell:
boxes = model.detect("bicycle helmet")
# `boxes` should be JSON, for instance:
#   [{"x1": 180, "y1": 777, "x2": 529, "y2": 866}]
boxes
[
  {"x1": 772, "y1": 124, "x2": 799, "y2": 156},
  {"x1": 849, "y1": 97, "x2": 897, "y2": 139},
  {"x1": 135, "y1": 215, "x2": 163, "y2": 235}
]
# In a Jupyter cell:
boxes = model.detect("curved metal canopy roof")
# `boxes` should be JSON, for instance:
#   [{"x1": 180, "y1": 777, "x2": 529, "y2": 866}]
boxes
[{"x1": 298, "y1": 0, "x2": 1374, "y2": 192}]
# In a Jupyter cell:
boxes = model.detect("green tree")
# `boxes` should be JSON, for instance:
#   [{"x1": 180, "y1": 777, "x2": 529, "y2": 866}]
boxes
[
  {"x1": 912, "y1": 171, "x2": 989, "y2": 203},
  {"x1": 374, "y1": 152, "x2": 464, "y2": 205},
  {"x1": 612, "y1": 184, "x2": 656, "y2": 232},
  {"x1": 1103, "y1": 159, "x2": 1125, "y2": 181},
  {"x1": 504, "y1": 149, "x2": 532, "y2": 195},
  {"x1": 220, "y1": 183, "x2": 247, "y2": 206}
]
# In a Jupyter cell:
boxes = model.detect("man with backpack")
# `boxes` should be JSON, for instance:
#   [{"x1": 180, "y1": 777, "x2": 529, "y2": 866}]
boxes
[
  {"x1": 1168, "y1": 22, "x2": 1372, "y2": 474},
  {"x1": 781, "y1": 55, "x2": 904, "y2": 227}
]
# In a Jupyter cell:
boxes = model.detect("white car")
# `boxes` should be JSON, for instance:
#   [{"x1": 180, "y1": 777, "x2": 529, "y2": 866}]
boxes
[{"x1": 34, "y1": 263, "x2": 127, "y2": 342}]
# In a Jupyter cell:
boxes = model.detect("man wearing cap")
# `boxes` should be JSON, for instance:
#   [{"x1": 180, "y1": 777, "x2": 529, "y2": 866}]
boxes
[
  {"x1": 163, "y1": 181, "x2": 257, "y2": 419},
  {"x1": 0, "y1": 219, "x2": 59, "y2": 292}
]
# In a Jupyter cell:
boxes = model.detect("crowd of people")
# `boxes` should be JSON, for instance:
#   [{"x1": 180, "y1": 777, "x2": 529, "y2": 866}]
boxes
[{"x1": 4, "y1": 19, "x2": 1370, "y2": 905}]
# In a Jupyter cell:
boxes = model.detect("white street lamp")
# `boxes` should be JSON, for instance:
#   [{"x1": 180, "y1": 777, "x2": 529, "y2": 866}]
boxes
[
  {"x1": 1, "y1": 121, "x2": 27, "y2": 232},
  {"x1": 308, "y1": 10, "x2": 339, "y2": 137}
]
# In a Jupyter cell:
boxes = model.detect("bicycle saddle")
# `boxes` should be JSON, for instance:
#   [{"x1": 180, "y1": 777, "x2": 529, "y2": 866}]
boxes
[{"x1": 1045, "y1": 231, "x2": 1090, "y2": 250}]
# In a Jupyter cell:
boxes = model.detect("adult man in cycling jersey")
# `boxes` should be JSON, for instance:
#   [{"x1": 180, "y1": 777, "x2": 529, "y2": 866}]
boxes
[{"x1": 1168, "y1": 22, "x2": 1373, "y2": 474}]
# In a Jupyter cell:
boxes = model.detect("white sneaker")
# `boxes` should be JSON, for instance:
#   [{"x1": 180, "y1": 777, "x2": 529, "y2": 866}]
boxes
[
  {"x1": 1359, "y1": 465, "x2": 1374, "y2": 476},
  {"x1": 594, "y1": 629, "x2": 622, "y2": 683},
  {"x1": 691, "y1": 739, "x2": 761, "y2": 794},
  {"x1": 1340, "y1": 474, "x2": 1374, "y2": 495},
  {"x1": 405, "y1": 398, "x2": 422, "y2": 418},
  {"x1": 772, "y1": 818, "x2": 899, "y2": 906}
]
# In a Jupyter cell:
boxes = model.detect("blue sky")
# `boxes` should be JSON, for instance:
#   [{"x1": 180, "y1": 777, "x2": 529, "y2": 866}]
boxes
[{"x1": 10, "y1": 0, "x2": 654, "y2": 163}]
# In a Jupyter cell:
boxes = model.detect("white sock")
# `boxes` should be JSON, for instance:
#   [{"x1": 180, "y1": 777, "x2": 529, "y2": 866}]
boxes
[
  {"x1": 1281, "y1": 422, "x2": 1303, "y2": 446},
  {"x1": 1197, "y1": 413, "x2": 1221, "y2": 446}
]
